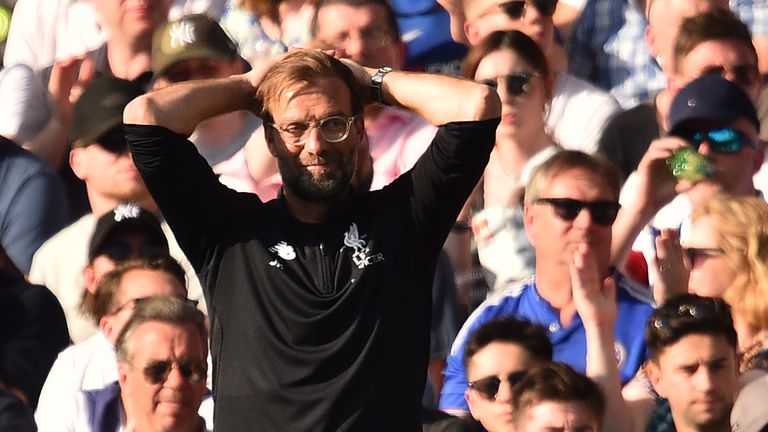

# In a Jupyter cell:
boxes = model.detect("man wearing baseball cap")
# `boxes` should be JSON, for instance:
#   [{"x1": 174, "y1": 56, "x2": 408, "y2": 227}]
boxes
[
  {"x1": 151, "y1": 14, "x2": 278, "y2": 198},
  {"x1": 613, "y1": 75, "x2": 764, "y2": 288},
  {"x1": 29, "y1": 76, "x2": 206, "y2": 343}
]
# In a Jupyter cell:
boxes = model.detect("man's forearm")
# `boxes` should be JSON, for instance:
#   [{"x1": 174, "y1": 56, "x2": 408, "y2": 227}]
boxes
[
  {"x1": 123, "y1": 75, "x2": 255, "y2": 136},
  {"x1": 373, "y1": 68, "x2": 501, "y2": 126}
]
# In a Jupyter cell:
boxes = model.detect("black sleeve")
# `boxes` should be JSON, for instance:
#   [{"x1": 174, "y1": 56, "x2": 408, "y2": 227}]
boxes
[
  {"x1": 401, "y1": 117, "x2": 498, "y2": 252},
  {"x1": 125, "y1": 124, "x2": 252, "y2": 274}
]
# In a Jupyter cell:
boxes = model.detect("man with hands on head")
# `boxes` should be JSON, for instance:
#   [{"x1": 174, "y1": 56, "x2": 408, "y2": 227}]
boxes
[{"x1": 124, "y1": 49, "x2": 500, "y2": 431}]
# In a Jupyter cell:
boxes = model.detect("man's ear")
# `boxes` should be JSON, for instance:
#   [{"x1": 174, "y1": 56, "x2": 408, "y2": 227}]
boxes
[
  {"x1": 264, "y1": 126, "x2": 278, "y2": 157},
  {"x1": 100, "y1": 316, "x2": 115, "y2": 341},
  {"x1": 464, "y1": 20, "x2": 482, "y2": 46},
  {"x1": 645, "y1": 360, "x2": 666, "y2": 398},
  {"x1": 117, "y1": 361, "x2": 130, "y2": 389},
  {"x1": 83, "y1": 265, "x2": 98, "y2": 294},
  {"x1": 70, "y1": 148, "x2": 88, "y2": 180},
  {"x1": 644, "y1": 25, "x2": 658, "y2": 59},
  {"x1": 523, "y1": 202, "x2": 536, "y2": 245}
]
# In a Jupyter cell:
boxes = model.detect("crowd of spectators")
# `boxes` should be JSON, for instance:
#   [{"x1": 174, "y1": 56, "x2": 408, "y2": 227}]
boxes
[{"x1": 2, "y1": 0, "x2": 768, "y2": 431}]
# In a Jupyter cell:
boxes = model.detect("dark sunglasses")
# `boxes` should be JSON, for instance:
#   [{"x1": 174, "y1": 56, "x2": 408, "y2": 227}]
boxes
[
  {"x1": 679, "y1": 127, "x2": 757, "y2": 154},
  {"x1": 93, "y1": 128, "x2": 129, "y2": 154},
  {"x1": 535, "y1": 198, "x2": 621, "y2": 226},
  {"x1": 96, "y1": 241, "x2": 168, "y2": 262},
  {"x1": 480, "y1": 72, "x2": 534, "y2": 96},
  {"x1": 683, "y1": 247, "x2": 725, "y2": 266},
  {"x1": 468, "y1": 370, "x2": 528, "y2": 401},
  {"x1": 651, "y1": 297, "x2": 732, "y2": 337},
  {"x1": 499, "y1": 0, "x2": 558, "y2": 19},
  {"x1": 140, "y1": 358, "x2": 208, "y2": 385},
  {"x1": 701, "y1": 64, "x2": 760, "y2": 89}
]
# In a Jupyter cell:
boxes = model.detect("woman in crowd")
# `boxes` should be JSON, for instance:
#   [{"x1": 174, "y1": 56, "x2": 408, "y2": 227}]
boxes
[
  {"x1": 686, "y1": 194, "x2": 768, "y2": 370},
  {"x1": 458, "y1": 30, "x2": 559, "y2": 294}
]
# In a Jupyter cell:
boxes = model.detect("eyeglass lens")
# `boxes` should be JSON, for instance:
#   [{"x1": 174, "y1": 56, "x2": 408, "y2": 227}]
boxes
[
  {"x1": 686, "y1": 127, "x2": 752, "y2": 153},
  {"x1": 143, "y1": 358, "x2": 207, "y2": 385},
  {"x1": 499, "y1": 0, "x2": 558, "y2": 19},
  {"x1": 480, "y1": 73, "x2": 533, "y2": 96},
  {"x1": 535, "y1": 198, "x2": 620, "y2": 226},
  {"x1": 470, "y1": 370, "x2": 528, "y2": 400}
]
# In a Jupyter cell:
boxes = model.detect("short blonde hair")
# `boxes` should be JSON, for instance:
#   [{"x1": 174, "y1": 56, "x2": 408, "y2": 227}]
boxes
[
  {"x1": 691, "y1": 195, "x2": 768, "y2": 331},
  {"x1": 524, "y1": 150, "x2": 621, "y2": 204}
]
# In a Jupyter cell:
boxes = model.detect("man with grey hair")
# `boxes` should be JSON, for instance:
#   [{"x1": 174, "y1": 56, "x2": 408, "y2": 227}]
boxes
[{"x1": 115, "y1": 296, "x2": 208, "y2": 432}]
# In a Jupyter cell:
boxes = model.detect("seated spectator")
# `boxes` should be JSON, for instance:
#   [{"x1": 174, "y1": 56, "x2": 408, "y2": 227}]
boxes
[
  {"x1": 510, "y1": 362, "x2": 604, "y2": 432},
  {"x1": 463, "y1": 317, "x2": 552, "y2": 431},
  {"x1": 34, "y1": 256, "x2": 194, "y2": 431},
  {"x1": 88, "y1": 296, "x2": 210, "y2": 432},
  {"x1": 461, "y1": 30, "x2": 559, "y2": 290},
  {"x1": 0, "y1": 252, "x2": 69, "y2": 410},
  {"x1": 453, "y1": 0, "x2": 622, "y2": 153},
  {"x1": 29, "y1": 76, "x2": 206, "y2": 343},
  {"x1": 151, "y1": 14, "x2": 277, "y2": 198},
  {"x1": 0, "y1": 133, "x2": 67, "y2": 275},
  {"x1": 598, "y1": 8, "x2": 760, "y2": 180},
  {"x1": 645, "y1": 294, "x2": 739, "y2": 432},
  {"x1": 613, "y1": 75, "x2": 763, "y2": 286},
  {"x1": 439, "y1": 150, "x2": 655, "y2": 416}
]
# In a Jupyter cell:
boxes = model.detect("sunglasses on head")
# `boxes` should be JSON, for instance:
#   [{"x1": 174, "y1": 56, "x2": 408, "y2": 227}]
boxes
[
  {"x1": 651, "y1": 297, "x2": 732, "y2": 338},
  {"x1": 534, "y1": 198, "x2": 621, "y2": 226},
  {"x1": 479, "y1": 72, "x2": 534, "y2": 96},
  {"x1": 96, "y1": 241, "x2": 168, "y2": 262},
  {"x1": 140, "y1": 358, "x2": 208, "y2": 385},
  {"x1": 499, "y1": 0, "x2": 558, "y2": 19},
  {"x1": 92, "y1": 128, "x2": 129, "y2": 154},
  {"x1": 678, "y1": 127, "x2": 757, "y2": 154},
  {"x1": 468, "y1": 370, "x2": 528, "y2": 401},
  {"x1": 701, "y1": 64, "x2": 760, "y2": 89}
]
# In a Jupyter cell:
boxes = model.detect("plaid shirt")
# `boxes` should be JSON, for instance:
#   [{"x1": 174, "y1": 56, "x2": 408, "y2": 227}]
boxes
[
  {"x1": 732, "y1": 0, "x2": 768, "y2": 36},
  {"x1": 567, "y1": 0, "x2": 665, "y2": 109}
]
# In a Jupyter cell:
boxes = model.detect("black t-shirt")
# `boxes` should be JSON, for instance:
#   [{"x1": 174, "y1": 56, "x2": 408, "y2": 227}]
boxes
[{"x1": 126, "y1": 117, "x2": 498, "y2": 431}]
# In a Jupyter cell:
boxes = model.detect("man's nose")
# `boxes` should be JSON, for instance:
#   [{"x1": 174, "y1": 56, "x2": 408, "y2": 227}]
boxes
[{"x1": 303, "y1": 127, "x2": 329, "y2": 154}]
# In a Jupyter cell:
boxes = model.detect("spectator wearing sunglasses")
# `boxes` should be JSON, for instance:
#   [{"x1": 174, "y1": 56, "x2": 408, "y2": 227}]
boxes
[
  {"x1": 35, "y1": 256, "x2": 197, "y2": 432},
  {"x1": 462, "y1": 317, "x2": 552, "y2": 431},
  {"x1": 440, "y1": 150, "x2": 655, "y2": 417},
  {"x1": 511, "y1": 363, "x2": 604, "y2": 432},
  {"x1": 613, "y1": 75, "x2": 763, "y2": 291},
  {"x1": 460, "y1": 30, "x2": 559, "y2": 293},
  {"x1": 28, "y1": 76, "x2": 206, "y2": 344},
  {"x1": 598, "y1": 8, "x2": 758, "y2": 181},
  {"x1": 448, "y1": 0, "x2": 621, "y2": 155},
  {"x1": 644, "y1": 294, "x2": 739, "y2": 432}
]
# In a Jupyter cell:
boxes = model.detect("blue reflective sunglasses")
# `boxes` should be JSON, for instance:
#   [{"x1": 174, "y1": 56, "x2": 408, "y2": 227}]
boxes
[{"x1": 682, "y1": 127, "x2": 756, "y2": 154}]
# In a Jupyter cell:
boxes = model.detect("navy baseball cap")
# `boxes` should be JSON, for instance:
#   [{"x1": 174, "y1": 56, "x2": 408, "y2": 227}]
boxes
[{"x1": 668, "y1": 75, "x2": 760, "y2": 136}]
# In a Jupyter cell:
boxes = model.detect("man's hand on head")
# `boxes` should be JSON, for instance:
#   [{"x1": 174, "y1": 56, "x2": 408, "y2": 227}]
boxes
[{"x1": 634, "y1": 136, "x2": 690, "y2": 214}]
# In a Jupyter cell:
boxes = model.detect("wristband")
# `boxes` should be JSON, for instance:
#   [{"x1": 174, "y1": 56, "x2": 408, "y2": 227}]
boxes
[{"x1": 370, "y1": 66, "x2": 393, "y2": 105}]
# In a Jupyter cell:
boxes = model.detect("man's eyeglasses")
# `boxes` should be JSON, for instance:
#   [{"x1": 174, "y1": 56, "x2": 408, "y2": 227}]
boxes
[
  {"x1": 700, "y1": 64, "x2": 760, "y2": 89},
  {"x1": 96, "y1": 241, "x2": 168, "y2": 262},
  {"x1": 136, "y1": 358, "x2": 208, "y2": 385},
  {"x1": 267, "y1": 115, "x2": 357, "y2": 147},
  {"x1": 651, "y1": 297, "x2": 732, "y2": 338},
  {"x1": 468, "y1": 370, "x2": 528, "y2": 401},
  {"x1": 683, "y1": 247, "x2": 725, "y2": 266},
  {"x1": 499, "y1": 0, "x2": 558, "y2": 19},
  {"x1": 678, "y1": 127, "x2": 757, "y2": 154},
  {"x1": 534, "y1": 198, "x2": 621, "y2": 226},
  {"x1": 479, "y1": 72, "x2": 534, "y2": 96}
]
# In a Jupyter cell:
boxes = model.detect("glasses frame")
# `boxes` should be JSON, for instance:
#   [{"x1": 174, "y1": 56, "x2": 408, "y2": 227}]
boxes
[
  {"x1": 651, "y1": 297, "x2": 732, "y2": 338},
  {"x1": 267, "y1": 115, "x2": 357, "y2": 148},
  {"x1": 680, "y1": 127, "x2": 757, "y2": 154},
  {"x1": 135, "y1": 358, "x2": 208, "y2": 385},
  {"x1": 683, "y1": 247, "x2": 725, "y2": 266},
  {"x1": 468, "y1": 370, "x2": 528, "y2": 401},
  {"x1": 534, "y1": 197, "x2": 621, "y2": 226},
  {"x1": 499, "y1": 0, "x2": 558, "y2": 19},
  {"x1": 480, "y1": 72, "x2": 535, "y2": 97}
]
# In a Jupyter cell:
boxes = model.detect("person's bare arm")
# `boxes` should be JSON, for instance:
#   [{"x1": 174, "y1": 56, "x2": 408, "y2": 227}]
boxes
[
  {"x1": 341, "y1": 60, "x2": 501, "y2": 125},
  {"x1": 611, "y1": 137, "x2": 689, "y2": 267}
]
